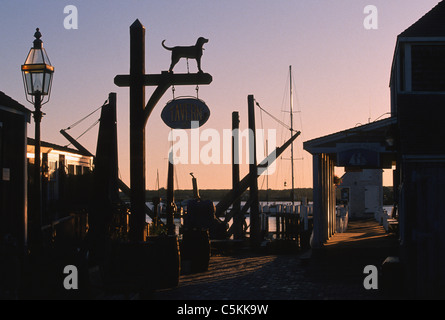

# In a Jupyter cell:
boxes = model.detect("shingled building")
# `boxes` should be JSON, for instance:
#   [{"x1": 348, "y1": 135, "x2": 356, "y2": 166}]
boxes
[{"x1": 304, "y1": 1, "x2": 445, "y2": 298}]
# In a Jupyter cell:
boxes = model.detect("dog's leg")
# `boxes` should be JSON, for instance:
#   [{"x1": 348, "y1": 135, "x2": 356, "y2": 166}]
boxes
[
  {"x1": 169, "y1": 55, "x2": 180, "y2": 73},
  {"x1": 196, "y1": 57, "x2": 203, "y2": 73}
]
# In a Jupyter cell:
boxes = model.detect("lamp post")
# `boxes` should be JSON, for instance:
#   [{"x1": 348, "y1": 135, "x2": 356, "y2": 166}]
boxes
[{"x1": 21, "y1": 28, "x2": 54, "y2": 244}]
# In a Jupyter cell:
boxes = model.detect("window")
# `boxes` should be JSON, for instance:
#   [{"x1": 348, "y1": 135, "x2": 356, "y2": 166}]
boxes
[
  {"x1": 49, "y1": 161, "x2": 57, "y2": 180},
  {"x1": 411, "y1": 45, "x2": 445, "y2": 92}
]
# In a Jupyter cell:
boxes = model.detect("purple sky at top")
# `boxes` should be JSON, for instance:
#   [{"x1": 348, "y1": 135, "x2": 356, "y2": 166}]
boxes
[{"x1": 0, "y1": 1, "x2": 440, "y2": 190}]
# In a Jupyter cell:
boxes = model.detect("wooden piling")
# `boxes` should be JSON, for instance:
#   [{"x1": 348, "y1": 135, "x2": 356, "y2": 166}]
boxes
[
  {"x1": 128, "y1": 20, "x2": 147, "y2": 242},
  {"x1": 248, "y1": 95, "x2": 261, "y2": 246},
  {"x1": 166, "y1": 156, "x2": 175, "y2": 235},
  {"x1": 232, "y1": 111, "x2": 243, "y2": 239}
]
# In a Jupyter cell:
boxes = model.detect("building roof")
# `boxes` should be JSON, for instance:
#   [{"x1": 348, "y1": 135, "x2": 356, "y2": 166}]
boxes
[
  {"x1": 391, "y1": 2, "x2": 445, "y2": 88},
  {"x1": 399, "y1": 1, "x2": 445, "y2": 38},
  {"x1": 303, "y1": 117, "x2": 397, "y2": 169},
  {"x1": 27, "y1": 137, "x2": 94, "y2": 158},
  {"x1": 0, "y1": 91, "x2": 31, "y2": 121},
  {"x1": 303, "y1": 117, "x2": 397, "y2": 154}
]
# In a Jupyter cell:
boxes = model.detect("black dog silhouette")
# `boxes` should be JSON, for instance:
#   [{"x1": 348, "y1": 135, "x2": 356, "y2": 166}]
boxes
[{"x1": 162, "y1": 37, "x2": 208, "y2": 73}]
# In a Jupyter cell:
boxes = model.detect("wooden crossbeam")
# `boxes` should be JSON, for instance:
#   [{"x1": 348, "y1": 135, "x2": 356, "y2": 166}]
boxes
[{"x1": 114, "y1": 71, "x2": 213, "y2": 87}]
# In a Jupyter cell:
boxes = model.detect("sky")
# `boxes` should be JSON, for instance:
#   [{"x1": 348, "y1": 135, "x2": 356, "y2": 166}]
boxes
[{"x1": 0, "y1": 0, "x2": 441, "y2": 191}]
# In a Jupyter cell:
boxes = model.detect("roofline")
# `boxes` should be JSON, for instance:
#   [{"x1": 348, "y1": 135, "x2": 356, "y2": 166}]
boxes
[
  {"x1": 397, "y1": 1, "x2": 445, "y2": 38},
  {"x1": 303, "y1": 116, "x2": 397, "y2": 153},
  {"x1": 389, "y1": 40, "x2": 400, "y2": 88},
  {"x1": 0, "y1": 105, "x2": 31, "y2": 123},
  {"x1": 397, "y1": 36, "x2": 445, "y2": 42},
  {"x1": 0, "y1": 91, "x2": 32, "y2": 123},
  {"x1": 27, "y1": 137, "x2": 94, "y2": 158}
]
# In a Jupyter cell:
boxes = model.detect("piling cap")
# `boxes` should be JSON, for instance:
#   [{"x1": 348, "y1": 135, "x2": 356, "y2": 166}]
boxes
[{"x1": 130, "y1": 19, "x2": 145, "y2": 30}]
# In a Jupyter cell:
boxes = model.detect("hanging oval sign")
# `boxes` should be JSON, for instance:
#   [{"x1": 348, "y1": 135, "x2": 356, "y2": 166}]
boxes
[{"x1": 161, "y1": 97, "x2": 210, "y2": 129}]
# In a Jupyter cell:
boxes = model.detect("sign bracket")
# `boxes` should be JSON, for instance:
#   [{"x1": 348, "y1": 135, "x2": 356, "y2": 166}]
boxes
[{"x1": 115, "y1": 71, "x2": 212, "y2": 126}]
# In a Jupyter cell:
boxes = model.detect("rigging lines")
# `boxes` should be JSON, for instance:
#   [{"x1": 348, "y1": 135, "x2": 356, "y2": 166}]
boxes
[{"x1": 62, "y1": 99, "x2": 108, "y2": 147}]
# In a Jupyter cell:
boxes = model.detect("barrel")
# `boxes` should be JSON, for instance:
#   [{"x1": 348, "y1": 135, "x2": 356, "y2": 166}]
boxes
[
  {"x1": 300, "y1": 217, "x2": 313, "y2": 250},
  {"x1": 103, "y1": 236, "x2": 180, "y2": 296},
  {"x1": 148, "y1": 235, "x2": 181, "y2": 290},
  {"x1": 181, "y1": 228, "x2": 210, "y2": 274},
  {"x1": 104, "y1": 241, "x2": 155, "y2": 295}
]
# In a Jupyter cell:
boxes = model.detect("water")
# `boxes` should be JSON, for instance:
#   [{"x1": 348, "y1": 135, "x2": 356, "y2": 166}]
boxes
[
  {"x1": 145, "y1": 201, "x2": 395, "y2": 237},
  {"x1": 145, "y1": 200, "x2": 312, "y2": 237}
]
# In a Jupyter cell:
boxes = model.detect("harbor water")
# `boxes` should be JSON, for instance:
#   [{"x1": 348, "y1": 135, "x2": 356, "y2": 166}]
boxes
[
  {"x1": 146, "y1": 201, "x2": 308, "y2": 235},
  {"x1": 145, "y1": 200, "x2": 394, "y2": 238}
]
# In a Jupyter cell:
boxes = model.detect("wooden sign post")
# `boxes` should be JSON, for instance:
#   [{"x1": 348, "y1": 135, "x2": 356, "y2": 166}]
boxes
[{"x1": 114, "y1": 19, "x2": 212, "y2": 241}]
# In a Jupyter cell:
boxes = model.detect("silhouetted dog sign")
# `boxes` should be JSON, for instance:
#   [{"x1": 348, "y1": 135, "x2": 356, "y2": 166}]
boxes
[{"x1": 162, "y1": 37, "x2": 208, "y2": 73}]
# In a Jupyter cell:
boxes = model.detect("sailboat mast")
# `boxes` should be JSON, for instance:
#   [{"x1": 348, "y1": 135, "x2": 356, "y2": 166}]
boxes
[
  {"x1": 156, "y1": 169, "x2": 160, "y2": 196},
  {"x1": 290, "y1": 65, "x2": 295, "y2": 205}
]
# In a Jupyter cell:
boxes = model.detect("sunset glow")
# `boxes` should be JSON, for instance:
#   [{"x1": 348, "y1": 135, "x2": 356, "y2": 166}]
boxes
[{"x1": 1, "y1": 1, "x2": 440, "y2": 190}]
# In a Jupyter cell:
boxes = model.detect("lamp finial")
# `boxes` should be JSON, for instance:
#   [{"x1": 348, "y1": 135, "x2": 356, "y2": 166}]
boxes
[{"x1": 33, "y1": 28, "x2": 42, "y2": 49}]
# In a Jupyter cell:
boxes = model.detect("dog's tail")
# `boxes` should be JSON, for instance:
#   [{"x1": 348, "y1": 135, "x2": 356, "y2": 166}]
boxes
[{"x1": 162, "y1": 40, "x2": 173, "y2": 51}]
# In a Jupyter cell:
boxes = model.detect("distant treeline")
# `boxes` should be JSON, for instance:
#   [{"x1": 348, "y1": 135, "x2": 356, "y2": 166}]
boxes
[
  {"x1": 120, "y1": 186, "x2": 395, "y2": 205},
  {"x1": 118, "y1": 188, "x2": 313, "y2": 203}
]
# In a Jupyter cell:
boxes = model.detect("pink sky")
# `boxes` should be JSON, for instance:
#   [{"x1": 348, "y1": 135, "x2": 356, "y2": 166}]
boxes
[{"x1": 0, "y1": 1, "x2": 441, "y2": 190}]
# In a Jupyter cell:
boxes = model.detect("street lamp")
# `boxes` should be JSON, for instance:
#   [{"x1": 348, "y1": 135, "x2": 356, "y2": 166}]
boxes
[{"x1": 21, "y1": 28, "x2": 54, "y2": 242}]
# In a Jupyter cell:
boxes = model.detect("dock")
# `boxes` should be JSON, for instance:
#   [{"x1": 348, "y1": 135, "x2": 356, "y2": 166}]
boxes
[{"x1": 151, "y1": 218, "x2": 400, "y2": 300}]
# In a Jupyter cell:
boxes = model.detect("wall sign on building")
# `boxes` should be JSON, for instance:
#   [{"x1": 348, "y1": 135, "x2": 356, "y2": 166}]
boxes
[{"x1": 336, "y1": 143, "x2": 381, "y2": 168}]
